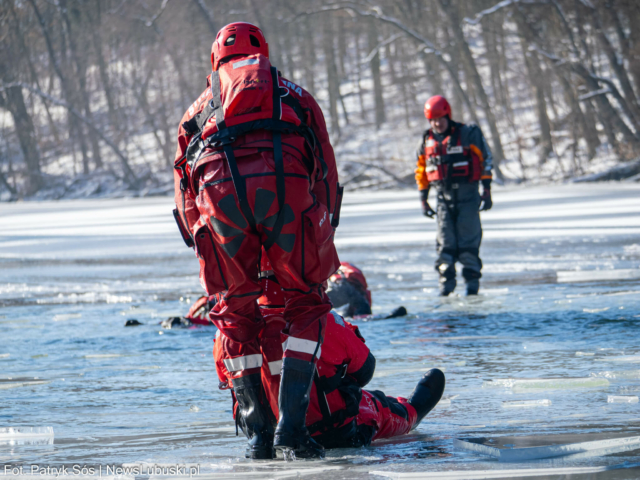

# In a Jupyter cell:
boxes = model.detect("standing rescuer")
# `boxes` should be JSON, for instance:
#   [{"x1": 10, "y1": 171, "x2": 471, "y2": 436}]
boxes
[
  {"x1": 415, "y1": 95, "x2": 493, "y2": 296},
  {"x1": 173, "y1": 22, "x2": 342, "y2": 459}
]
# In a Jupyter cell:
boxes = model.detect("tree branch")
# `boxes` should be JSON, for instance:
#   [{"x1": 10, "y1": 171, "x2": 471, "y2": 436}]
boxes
[
  {"x1": 342, "y1": 159, "x2": 414, "y2": 186},
  {"x1": 287, "y1": 2, "x2": 479, "y2": 124},
  {"x1": 464, "y1": 0, "x2": 519, "y2": 25},
  {"x1": 0, "y1": 82, "x2": 138, "y2": 185},
  {"x1": 362, "y1": 33, "x2": 404, "y2": 64},
  {"x1": 578, "y1": 88, "x2": 611, "y2": 101}
]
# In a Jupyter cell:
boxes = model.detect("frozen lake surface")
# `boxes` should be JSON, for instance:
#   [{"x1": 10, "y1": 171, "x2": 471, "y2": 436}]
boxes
[{"x1": 1, "y1": 184, "x2": 640, "y2": 478}]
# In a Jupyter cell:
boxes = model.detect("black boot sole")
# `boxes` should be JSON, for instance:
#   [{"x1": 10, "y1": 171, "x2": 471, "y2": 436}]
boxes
[
  {"x1": 274, "y1": 433, "x2": 325, "y2": 459},
  {"x1": 246, "y1": 447, "x2": 275, "y2": 460}
]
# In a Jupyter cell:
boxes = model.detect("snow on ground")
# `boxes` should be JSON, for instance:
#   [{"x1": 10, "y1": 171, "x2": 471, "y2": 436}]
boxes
[{"x1": 1, "y1": 184, "x2": 640, "y2": 477}]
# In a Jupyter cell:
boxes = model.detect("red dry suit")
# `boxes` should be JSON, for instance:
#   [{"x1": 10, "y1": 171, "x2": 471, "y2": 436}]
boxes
[
  {"x1": 173, "y1": 54, "x2": 342, "y2": 380},
  {"x1": 213, "y1": 281, "x2": 417, "y2": 447}
]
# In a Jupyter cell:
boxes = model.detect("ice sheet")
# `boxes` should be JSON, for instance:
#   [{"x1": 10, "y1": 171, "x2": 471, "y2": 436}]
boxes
[
  {"x1": 608, "y1": 395, "x2": 639, "y2": 403},
  {"x1": 0, "y1": 427, "x2": 54, "y2": 446},
  {"x1": 502, "y1": 399, "x2": 552, "y2": 408},
  {"x1": 482, "y1": 377, "x2": 610, "y2": 391},
  {"x1": 0, "y1": 427, "x2": 54, "y2": 438},
  {"x1": 557, "y1": 269, "x2": 640, "y2": 283},
  {"x1": 370, "y1": 464, "x2": 640, "y2": 479},
  {"x1": 454, "y1": 433, "x2": 640, "y2": 462}
]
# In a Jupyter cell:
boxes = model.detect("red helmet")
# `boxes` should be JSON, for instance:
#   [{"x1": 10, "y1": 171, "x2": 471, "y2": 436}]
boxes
[
  {"x1": 424, "y1": 95, "x2": 452, "y2": 120},
  {"x1": 211, "y1": 22, "x2": 269, "y2": 71}
]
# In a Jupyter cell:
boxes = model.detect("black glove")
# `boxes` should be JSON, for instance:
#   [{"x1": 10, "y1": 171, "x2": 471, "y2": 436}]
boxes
[
  {"x1": 420, "y1": 188, "x2": 436, "y2": 218},
  {"x1": 479, "y1": 179, "x2": 492, "y2": 211}
]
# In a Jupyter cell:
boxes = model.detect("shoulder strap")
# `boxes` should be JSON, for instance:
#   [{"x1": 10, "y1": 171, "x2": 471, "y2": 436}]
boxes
[
  {"x1": 313, "y1": 363, "x2": 348, "y2": 432},
  {"x1": 263, "y1": 67, "x2": 286, "y2": 252},
  {"x1": 281, "y1": 93, "x2": 306, "y2": 125},
  {"x1": 448, "y1": 126, "x2": 462, "y2": 148},
  {"x1": 422, "y1": 129, "x2": 431, "y2": 150},
  {"x1": 210, "y1": 70, "x2": 226, "y2": 130}
]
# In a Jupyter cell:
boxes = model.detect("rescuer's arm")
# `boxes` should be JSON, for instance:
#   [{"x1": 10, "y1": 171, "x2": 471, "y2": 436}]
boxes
[
  {"x1": 350, "y1": 352, "x2": 376, "y2": 387},
  {"x1": 173, "y1": 126, "x2": 201, "y2": 241},
  {"x1": 468, "y1": 125, "x2": 493, "y2": 211},
  {"x1": 302, "y1": 93, "x2": 340, "y2": 222},
  {"x1": 420, "y1": 186, "x2": 436, "y2": 218},
  {"x1": 343, "y1": 321, "x2": 376, "y2": 388},
  {"x1": 213, "y1": 334, "x2": 232, "y2": 389},
  {"x1": 415, "y1": 138, "x2": 435, "y2": 218}
]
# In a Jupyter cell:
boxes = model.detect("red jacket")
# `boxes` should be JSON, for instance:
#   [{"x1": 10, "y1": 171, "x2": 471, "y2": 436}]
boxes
[{"x1": 174, "y1": 73, "x2": 338, "y2": 238}]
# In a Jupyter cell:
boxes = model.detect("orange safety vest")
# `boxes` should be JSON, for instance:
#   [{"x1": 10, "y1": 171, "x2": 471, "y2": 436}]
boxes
[{"x1": 423, "y1": 125, "x2": 482, "y2": 183}]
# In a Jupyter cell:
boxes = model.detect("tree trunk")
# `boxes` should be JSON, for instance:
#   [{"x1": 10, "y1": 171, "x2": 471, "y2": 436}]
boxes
[
  {"x1": 442, "y1": 25, "x2": 464, "y2": 118},
  {"x1": 438, "y1": 0, "x2": 505, "y2": 179},
  {"x1": 481, "y1": 14, "x2": 507, "y2": 117},
  {"x1": 28, "y1": 0, "x2": 90, "y2": 173},
  {"x1": 58, "y1": 0, "x2": 103, "y2": 169},
  {"x1": 367, "y1": 17, "x2": 386, "y2": 129},
  {"x1": 354, "y1": 28, "x2": 367, "y2": 121},
  {"x1": 89, "y1": 0, "x2": 120, "y2": 137},
  {"x1": 558, "y1": 73, "x2": 599, "y2": 160},
  {"x1": 8, "y1": 2, "x2": 60, "y2": 145},
  {"x1": 301, "y1": 16, "x2": 316, "y2": 95},
  {"x1": 3, "y1": 85, "x2": 42, "y2": 195},
  {"x1": 590, "y1": 6, "x2": 640, "y2": 123},
  {"x1": 514, "y1": 11, "x2": 554, "y2": 164},
  {"x1": 323, "y1": 18, "x2": 341, "y2": 135},
  {"x1": 191, "y1": 0, "x2": 218, "y2": 36}
]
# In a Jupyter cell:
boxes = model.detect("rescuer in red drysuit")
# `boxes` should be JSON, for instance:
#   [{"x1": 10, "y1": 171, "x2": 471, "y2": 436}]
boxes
[
  {"x1": 161, "y1": 295, "x2": 216, "y2": 329},
  {"x1": 172, "y1": 23, "x2": 342, "y2": 459},
  {"x1": 214, "y1": 276, "x2": 446, "y2": 450},
  {"x1": 168, "y1": 261, "x2": 373, "y2": 328},
  {"x1": 327, "y1": 262, "x2": 373, "y2": 318},
  {"x1": 415, "y1": 95, "x2": 493, "y2": 296}
]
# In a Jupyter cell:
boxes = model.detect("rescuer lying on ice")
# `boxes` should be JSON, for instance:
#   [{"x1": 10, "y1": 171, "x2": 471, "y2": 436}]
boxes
[
  {"x1": 161, "y1": 295, "x2": 215, "y2": 329},
  {"x1": 327, "y1": 262, "x2": 373, "y2": 318},
  {"x1": 414, "y1": 95, "x2": 493, "y2": 296},
  {"x1": 172, "y1": 23, "x2": 343, "y2": 459},
  {"x1": 214, "y1": 273, "x2": 446, "y2": 452}
]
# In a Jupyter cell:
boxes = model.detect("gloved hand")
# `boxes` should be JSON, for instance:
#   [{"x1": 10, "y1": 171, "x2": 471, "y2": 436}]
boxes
[
  {"x1": 420, "y1": 188, "x2": 436, "y2": 218},
  {"x1": 479, "y1": 180, "x2": 492, "y2": 211}
]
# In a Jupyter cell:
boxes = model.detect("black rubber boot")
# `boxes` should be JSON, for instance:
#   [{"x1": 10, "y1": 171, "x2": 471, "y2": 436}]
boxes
[
  {"x1": 233, "y1": 373, "x2": 275, "y2": 460},
  {"x1": 273, "y1": 357, "x2": 325, "y2": 459},
  {"x1": 438, "y1": 264, "x2": 456, "y2": 296},
  {"x1": 408, "y1": 368, "x2": 446, "y2": 429},
  {"x1": 466, "y1": 280, "x2": 479, "y2": 296}
]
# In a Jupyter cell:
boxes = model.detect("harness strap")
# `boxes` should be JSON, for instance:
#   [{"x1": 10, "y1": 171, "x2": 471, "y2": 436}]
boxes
[
  {"x1": 223, "y1": 144, "x2": 259, "y2": 235},
  {"x1": 313, "y1": 368, "x2": 334, "y2": 431},
  {"x1": 315, "y1": 363, "x2": 348, "y2": 393},
  {"x1": 210, "y1": 71, "x2": 226, "y2": 130},
  {"x1": 312, "y1": 363, "x2": 348, "y2": 431},
  {"x1": 262, "y1": 68, "x2": 286, "y2": 251},
  {"x1": 270, "y1": 67, "x2": 281, "y2": 120},
  {"x1": 263, "y1": 132, "x2": 286, "y2": 251}
]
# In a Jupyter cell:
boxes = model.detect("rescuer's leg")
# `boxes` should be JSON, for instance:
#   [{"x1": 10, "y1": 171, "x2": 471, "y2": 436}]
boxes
[
  {"x1": 456, "y1": 183, "x2": 483, "y2": 295},
  {"x1": 435, "y1": 189, "x2": 457, "y2": 296},
  {"x1": 408, "y1": 368, "x2": 446, "y2": 428}
]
